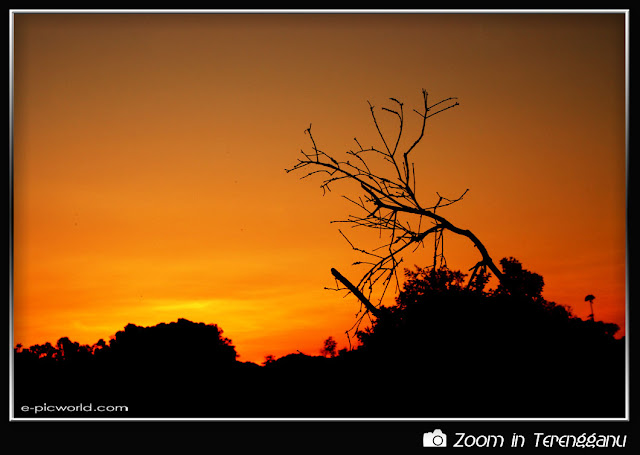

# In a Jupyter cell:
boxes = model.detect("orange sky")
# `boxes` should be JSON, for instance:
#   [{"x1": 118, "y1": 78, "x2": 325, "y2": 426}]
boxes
[{"x1": 11, "y1": 12, "x2": 627, "y2": 364}]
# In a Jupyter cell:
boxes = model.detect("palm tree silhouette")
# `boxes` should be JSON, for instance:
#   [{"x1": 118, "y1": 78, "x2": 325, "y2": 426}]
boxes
[{"x1": 585, "y1": 294, "x2": 596, "y2": 321}]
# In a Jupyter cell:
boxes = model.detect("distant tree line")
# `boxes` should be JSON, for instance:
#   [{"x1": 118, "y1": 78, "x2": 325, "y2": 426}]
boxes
[{"x1": 13, "y1": 258, "x2": 625, "y2": 419}]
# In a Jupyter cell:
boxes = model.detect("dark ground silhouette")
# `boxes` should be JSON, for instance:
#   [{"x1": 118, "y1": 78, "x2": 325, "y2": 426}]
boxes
[{"x1": 13, "y1": 258, "x2": 626, "y2": 419}]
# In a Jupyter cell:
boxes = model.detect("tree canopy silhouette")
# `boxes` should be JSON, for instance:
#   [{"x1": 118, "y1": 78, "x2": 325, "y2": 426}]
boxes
[
  {"x1": 13, "y1": 318, "x2": 248, "y2": 417},
  {"x1": 350, "y1": 259, "x2": 623, "y2": 417},
  {"x1": 106, "y1": 318, "x2": 237, "y2": 369}
]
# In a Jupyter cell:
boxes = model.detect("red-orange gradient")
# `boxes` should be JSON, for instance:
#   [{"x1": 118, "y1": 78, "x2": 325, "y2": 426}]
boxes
[{"x1": 12, "y1": 13, "x2": 627, "y2": 363}]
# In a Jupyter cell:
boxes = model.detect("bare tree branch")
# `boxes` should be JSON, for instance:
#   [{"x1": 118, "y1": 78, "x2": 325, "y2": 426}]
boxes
[
  {"x1": 330, "y1": 268, "x2": 381, "y2": 317},
  {"x1": 286, "y1": 89, "x2": 503, "y2": 325}
]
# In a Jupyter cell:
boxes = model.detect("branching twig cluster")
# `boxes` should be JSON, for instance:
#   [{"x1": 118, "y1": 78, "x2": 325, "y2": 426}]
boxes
[{"x1": 286, "y1": 89, "x2": 504, "y2": 333}]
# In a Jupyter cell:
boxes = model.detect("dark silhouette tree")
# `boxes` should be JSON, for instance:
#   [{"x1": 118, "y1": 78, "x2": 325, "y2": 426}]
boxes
[
  {"x1": 27, "y1": 342, "x2": 57, "y2": 360},
  {"x1": 287, "y1": 89, "x2": 506, "y2": 332},
  {"x1": 493, "y1": 257, "x2": 545, "y2": 302},
  {"x1": 93, "y1": 338, "x2": 107, "y2": 354},
  {"x1": 13, "y1": 318, "x2": 248, "y2": 418},
  {"x1": 585, "y1": 294, "x2": 596, "y2": 320},
  {"x1": 320, "y1": 336, "x2": 338, "y2": 358},
  {"x1": 55, "y1": 337, "x2": 93, "y2": 363},
  {"x1": 348, "y1": 259, "x2": 624, "y2": 417},
  {"x1": 107, "y1": 318, "x2": 237, "y2": 369}
]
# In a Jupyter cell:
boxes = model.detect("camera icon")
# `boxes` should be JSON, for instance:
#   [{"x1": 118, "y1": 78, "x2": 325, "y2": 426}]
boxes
[{"x1": 423, "y1": 429, "x2": 447, "y2": 447}]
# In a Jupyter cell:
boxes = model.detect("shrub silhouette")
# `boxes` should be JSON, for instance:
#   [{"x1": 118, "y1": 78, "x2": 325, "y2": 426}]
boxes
[{"x1": 321, "y1": 336, "x2": 338, "y2": 358}]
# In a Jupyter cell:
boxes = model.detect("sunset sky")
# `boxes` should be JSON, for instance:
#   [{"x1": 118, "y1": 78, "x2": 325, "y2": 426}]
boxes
[{"x1": 11, "y1": 11, "x2": 627, "y2": 364}]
